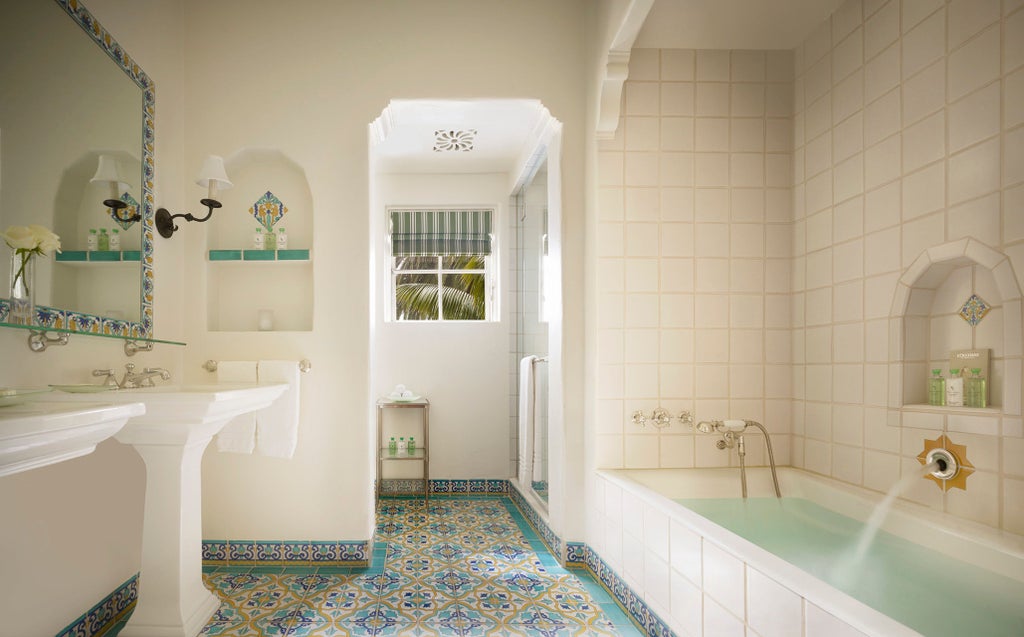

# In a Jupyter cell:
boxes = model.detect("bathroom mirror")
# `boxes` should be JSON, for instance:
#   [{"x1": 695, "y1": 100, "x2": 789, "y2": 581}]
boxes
[
  {"x1": 0, "y1": 0, "x2": 155, "y2": 338},
  {"x1": 515, "y1": 157, "x2": 550, "y2": 507}
]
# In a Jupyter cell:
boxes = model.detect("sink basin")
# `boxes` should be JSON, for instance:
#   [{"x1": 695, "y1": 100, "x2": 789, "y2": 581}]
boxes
[
  {"x1": 0, "y1": 400, "x2": 144, "y2": 477},
  {"x1": 49, "y1": 381, "x2": 289, "y2": 637}
]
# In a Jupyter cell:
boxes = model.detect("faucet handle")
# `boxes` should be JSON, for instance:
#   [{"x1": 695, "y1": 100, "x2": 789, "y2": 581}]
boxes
[
  {"x1": 92, "y1": 368, "x2": 118, "y2": 387},
  {"x1": 124, "y1": 362, "x2": 136, "y2": 372}
]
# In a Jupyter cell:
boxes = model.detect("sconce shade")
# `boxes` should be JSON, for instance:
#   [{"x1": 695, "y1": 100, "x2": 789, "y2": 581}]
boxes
[
  {"x1": 90, "y1": 154, "x2": 127, "y2": 189},
  {"x1": 194, "y1": 155, "x2": 233, "y2": 192}
]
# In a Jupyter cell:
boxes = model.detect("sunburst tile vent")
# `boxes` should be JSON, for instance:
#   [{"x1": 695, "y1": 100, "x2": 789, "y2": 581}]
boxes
[{"x1": 433, "y1": 129, "x2": 476, "y2": 152}]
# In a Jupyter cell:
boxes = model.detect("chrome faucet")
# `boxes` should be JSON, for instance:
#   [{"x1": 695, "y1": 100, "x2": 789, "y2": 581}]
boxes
[
  {"x1": 695, "y1": 419, "x2": 781, "y2": 498},
  {"x1": 93, "y1": 363, "x2": 172, "y2": 389}
]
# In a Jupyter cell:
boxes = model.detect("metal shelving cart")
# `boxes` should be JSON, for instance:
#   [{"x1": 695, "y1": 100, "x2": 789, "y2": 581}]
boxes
[{"x1": 376, "y1": 397, "x2": 429, "y2": 500}]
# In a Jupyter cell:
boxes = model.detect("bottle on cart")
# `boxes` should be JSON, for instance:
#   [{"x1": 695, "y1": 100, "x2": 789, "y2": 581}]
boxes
[
  {"x1": 398, "y1": 437, "x2": 407, "y2": 455},
  {"x1": 408, "y1": 436, "x2": 416, "y2": 454},
  {"x1": 388, "y1": 436, "x2": 397, "y2": 455}
]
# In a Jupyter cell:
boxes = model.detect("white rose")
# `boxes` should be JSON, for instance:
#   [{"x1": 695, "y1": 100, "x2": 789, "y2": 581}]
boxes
[
  {"x1": 28, "y1": 224, "x2": 61, "y2": 255},
  {"x1": 2, "y1": 225, "x2": 36, "y2": 251}
]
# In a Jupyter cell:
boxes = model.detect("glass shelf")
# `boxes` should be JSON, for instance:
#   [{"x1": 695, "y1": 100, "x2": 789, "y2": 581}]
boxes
[
  {"x1": 379, "y1": 448, "x2": 427, "y2": 461},
  {"x1": 0, "y1": 321, "x2": 185, "y2": 346}
]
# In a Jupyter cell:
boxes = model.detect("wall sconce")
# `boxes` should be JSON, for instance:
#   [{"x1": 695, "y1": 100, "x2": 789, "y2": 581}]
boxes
[
  {"x1": 91, "y1": 155, "x2": 139, "y2": 224},
  {"x1": 155, "y1": 155, "x2": 233, "y2": 238}
]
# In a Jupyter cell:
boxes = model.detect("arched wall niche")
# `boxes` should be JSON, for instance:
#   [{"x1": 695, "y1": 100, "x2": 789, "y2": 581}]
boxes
[{"x1": 887, "y1": 239, "x2": 1024, "y2": 426}]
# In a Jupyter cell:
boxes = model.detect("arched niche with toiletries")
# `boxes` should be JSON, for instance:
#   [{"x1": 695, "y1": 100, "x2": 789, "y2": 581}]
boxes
[
  {"x1": 887, "y1": 239, "x2": 1024, "y2": 430},
  {"x1": 204, "y1": 148, "x2": 313, "y2": 332}
]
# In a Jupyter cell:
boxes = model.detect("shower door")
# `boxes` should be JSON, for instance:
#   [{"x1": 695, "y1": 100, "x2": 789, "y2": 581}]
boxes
[{"x1": 514, "y1": 159, "x2": 549, "y2": 506}]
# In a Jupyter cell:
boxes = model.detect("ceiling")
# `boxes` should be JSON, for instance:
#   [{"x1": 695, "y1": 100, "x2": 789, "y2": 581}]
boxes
[
  {"x1": 373, "y1": 2, "x2": 845, "y2": 173},
  {"x1": 371, "y1": 99, "x2": 550, "y2": 175},
  {"x1": 635, "y1": 0, "x2": 846, "y2": 50}
]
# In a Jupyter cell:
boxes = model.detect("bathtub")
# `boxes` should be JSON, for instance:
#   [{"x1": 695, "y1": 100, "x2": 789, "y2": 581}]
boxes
[{"x1": 595, "y1": 467, "x2": 1024, "y2": 637}]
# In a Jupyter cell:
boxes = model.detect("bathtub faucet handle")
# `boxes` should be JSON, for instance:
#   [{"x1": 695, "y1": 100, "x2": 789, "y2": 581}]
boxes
[
  {"x1": 631, "y1": 410, "x2": 647, "y2": 428},
  {"x1": 651, "y1": 408, "x2": 672, "y2": 428},
  {"x1": 676, "y1": 410, "x2": 693, "y2": 427},
  {"x1": 695, "y1": 420, "x2": 721, "y2": 434}
]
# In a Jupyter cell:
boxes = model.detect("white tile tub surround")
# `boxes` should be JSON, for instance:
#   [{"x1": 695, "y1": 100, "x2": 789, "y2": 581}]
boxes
[
  {"x1": 596, "y1": 467, "x2": 1024, "y2": 637},
  {"x1": 596, "y1": 46, "x2": 794, "y2": 471},
  {"x1": 786, "y1": 0, "x2": 1024, "y2": 537}
]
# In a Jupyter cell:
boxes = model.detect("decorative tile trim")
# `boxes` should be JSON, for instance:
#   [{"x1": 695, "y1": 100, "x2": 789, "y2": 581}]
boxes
[
  {"x1": 203, "y1": 539, "x2": 370, "y2": 566},
  {"x1": 49, "y1": 0, "x2": 155, "y2": 340},
  {"x1": 575, "y1": 544, "x2": 676, "y2": 637},
  {"x1": 565, "y1": 541, "x2": 587, "y2": 565},
  {"x1": 55, "y1": 573, "x2": 138, "y2": 637},
  {"x1": 378, "y1": 478, "x2": 509, "y2": 496},
  {"x1": 508, "y1": 483, "x2": 563, "y2": 560}
]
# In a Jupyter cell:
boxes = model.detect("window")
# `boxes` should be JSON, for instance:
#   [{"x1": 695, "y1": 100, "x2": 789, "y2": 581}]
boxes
[{"x1": 389, "y1": 209, "x2": 495, "y2": 321}]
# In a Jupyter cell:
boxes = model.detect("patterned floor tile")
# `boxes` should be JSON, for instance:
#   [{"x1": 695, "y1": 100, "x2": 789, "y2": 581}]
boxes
[{"x1": 185, "y1": 496, "x2": 643, "y2": 637}]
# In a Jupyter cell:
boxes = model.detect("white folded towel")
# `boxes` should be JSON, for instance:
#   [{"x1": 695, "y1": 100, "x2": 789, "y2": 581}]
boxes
[
  {"x1": 216, "y1": 361, "x2": 258, "y2": 453},
  {"x1": 255, "y1": 360, "x2": 301, "y2": 459},
  {"x1": 532, "y1": 360, "x2": 547, "y2": 483}
]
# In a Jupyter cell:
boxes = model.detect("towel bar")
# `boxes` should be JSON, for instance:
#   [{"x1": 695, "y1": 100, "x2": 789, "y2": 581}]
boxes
[{"x1": 203, "y1": 359, "x2": 311, "y2": 373}]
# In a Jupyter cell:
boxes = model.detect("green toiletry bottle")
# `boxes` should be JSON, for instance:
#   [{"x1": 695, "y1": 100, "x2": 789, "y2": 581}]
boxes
[
  {"x1": 98, "y1": 228, "x2": 109, "y2": 251},
  {"x1": 928, "y1": 369, "x2": 945, "y2": 406},
  {"x1": 408, "y1": 436, "x2": 416, "y2": 453},
  {"x1": 388, "y1": 436, "x2": 397, "y2": 455},
  {"x1": 967, "y1": 368, "x2": 986, "y2": 408}
]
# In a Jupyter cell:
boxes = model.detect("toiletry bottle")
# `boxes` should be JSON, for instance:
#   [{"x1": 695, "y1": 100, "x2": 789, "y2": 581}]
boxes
[
  {"x1": 398, "y1": 437, "x2": 407, "y2": 455},
  {"x1": 946, "y1": 368, "x2": 964, "y2": 407},
  {"x1": 253, "y1": 227, "x2": 265, "y2": 250},
  {"x1": 388, "y1": 436, "x2": 397, "y2": 455},
  {"x1": 87, "y1": 229, "x2": 98, "y2": 252},
  {"x1": 928, "y1": 369, "x2": 945, "y2": 406},
  {"x1": 408, "y1": 436, "x2": 416, "y2": 453},
  {"x1": 967, "y1": 368, "x2": 986, "y2": 408},
  {"x1": 265, "y1": 229, "x2": 276, "y2": 251},
  {"x1": 109, "y1": 228, "x2": 121, "y2": 251},
  {"x1": 276, "y1": 227, "x2": 288, "y2": 250},
  {"x1": 98, "y1": 228, "x2": 109, "y2": 251}
]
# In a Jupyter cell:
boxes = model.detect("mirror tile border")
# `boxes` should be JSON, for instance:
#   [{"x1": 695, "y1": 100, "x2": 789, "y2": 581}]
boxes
[{"x1": 46, "y1": 0, "x2": 156, "y2": 339}]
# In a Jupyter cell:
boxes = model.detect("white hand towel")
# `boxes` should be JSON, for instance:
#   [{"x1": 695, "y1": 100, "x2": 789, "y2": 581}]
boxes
[
  {"x1": 518, "y1": 355, "x2": 537, "y2": 487},
  {"x1": 216, "y1": 361, "x2": 258, "y2": 453},
  {"x1": 255, "y1": 360, "x2": 301, "y2": 458}
]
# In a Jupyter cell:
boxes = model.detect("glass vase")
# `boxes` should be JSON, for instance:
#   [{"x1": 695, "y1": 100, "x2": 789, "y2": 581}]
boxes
[{"x1": 9, "y1": 252, "x2": 35, "y2": 325}]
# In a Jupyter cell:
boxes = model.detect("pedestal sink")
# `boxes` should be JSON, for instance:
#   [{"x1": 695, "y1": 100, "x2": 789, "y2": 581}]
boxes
[
  {"x1": 48, "y1": 383, "x2": 288, "y2": 637},
  {"x1": 0, "y1": 400, "x2": 144, "y2": 477}
]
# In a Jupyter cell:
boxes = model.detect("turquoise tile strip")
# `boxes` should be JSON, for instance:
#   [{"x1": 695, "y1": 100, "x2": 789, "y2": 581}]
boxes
[
  {"x1": 203, "y1": 540, "x2": 371, "y2": 566},
  {"x1": 55, "y1": 573, "x2": 137, "y2": 637},
  {"x1": 379, "y1": 478, "x2": 509, "y2": 496},
  {"x1": 208, "y1": 249, "x2": 243, "y2": 261},
  {"x1": 508, "y1": 481, "x2": 562, "y2": 559},
  {"x1": 55, "y1": 251, "x2": 88, "y2": 262},
  {"x1": 276, "y1": 249, "x2": 310, "y2": 260},
  {"x1": 243, "y1": 249, "x2": 276, "y2": 261},
  {"x1": 581, "y1": 544, "x2": 675, "y2": 637}
]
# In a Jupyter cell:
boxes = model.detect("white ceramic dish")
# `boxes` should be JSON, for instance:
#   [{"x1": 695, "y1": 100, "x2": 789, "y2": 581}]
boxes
[
  {"x1": 0, "y1": 387, "x2": 54, "y2": 407},
  {"x1": 388, "y1": 394, "x2": 421, "y2": 403}
]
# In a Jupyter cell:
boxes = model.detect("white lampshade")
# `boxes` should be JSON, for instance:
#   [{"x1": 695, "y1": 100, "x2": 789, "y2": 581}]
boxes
[
  {"x1": 194, "y1": 155, "x2": 233, "y2": 194},
  {"x1": 90, "y1": 155, "x2": 127, "y2": 187}
]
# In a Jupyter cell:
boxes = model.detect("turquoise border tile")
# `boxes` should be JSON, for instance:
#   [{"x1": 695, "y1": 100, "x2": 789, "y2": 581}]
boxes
[
  {"x1": 89, "y1": 250, "x2": 121, "y2": 261},
  {"x1": 243, "y1": 249, "x2": 276, "y2": 261},
  {"x1": 208, "y1": 249, "x2": 242, "y2": 261},
  {"x1": 55, "y1": 251, "x2": 88, "y2": 262},
  {"x1": 276, "y1": 249, "x2": 309, "y2": 260},
  {"x1": 121, "y1": 250, "x2": 141, "y2": 261}
]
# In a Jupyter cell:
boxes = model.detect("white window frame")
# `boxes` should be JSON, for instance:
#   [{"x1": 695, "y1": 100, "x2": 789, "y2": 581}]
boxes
[{"x1": 387, "y1": 207, "x2": 498, "y2": 323}]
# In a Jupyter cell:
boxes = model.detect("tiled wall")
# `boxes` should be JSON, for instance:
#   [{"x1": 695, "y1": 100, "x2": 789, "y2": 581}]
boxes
[
  {"x1": 595, "y1": 48, "x2": 795, "y2": 469},
  {"x1": 790, "y1": 0, "x2": 1024, "y2": 533}
]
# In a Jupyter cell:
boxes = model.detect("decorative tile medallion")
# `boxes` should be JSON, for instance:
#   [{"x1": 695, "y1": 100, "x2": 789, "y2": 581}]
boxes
[
  {"x1": 113, "y1": 191, "x2": 141, "y2": 230},
  {"x1": 433, "y1": 129, "x2": 477, "y2": 152},
  {"x1": 249, "y1": 190, "x2": 288, "y2": 230},
  {"x1": 959, "y1": 293, "x2": 991, "y2": 327}
]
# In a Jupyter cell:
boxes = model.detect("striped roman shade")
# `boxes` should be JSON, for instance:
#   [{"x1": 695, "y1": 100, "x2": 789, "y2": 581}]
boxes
[{"x1": 389, "y1": 209, "x2": 493, "y2": 256}]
